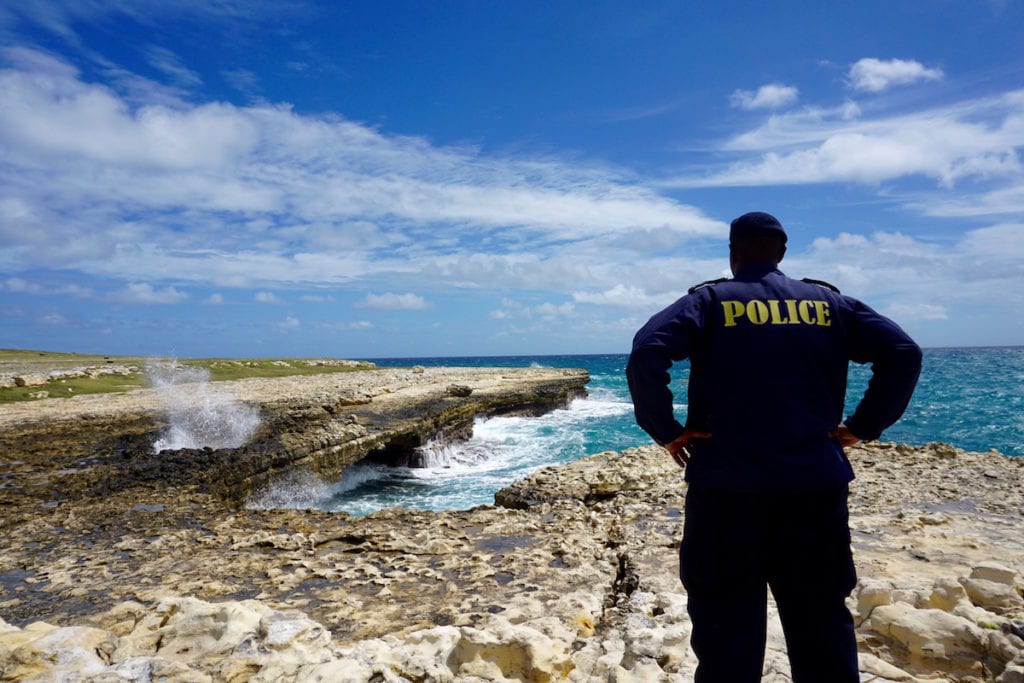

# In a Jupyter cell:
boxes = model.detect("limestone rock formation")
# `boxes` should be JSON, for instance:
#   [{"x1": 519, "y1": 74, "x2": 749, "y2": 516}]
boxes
[{"x1": 1, "y1": 369, "x2": 1022, "y2": 682}]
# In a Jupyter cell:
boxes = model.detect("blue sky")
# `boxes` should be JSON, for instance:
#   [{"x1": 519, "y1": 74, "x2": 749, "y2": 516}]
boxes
[{"x1": 1, "y1": 1, "x2": 1022, "y2": 358}]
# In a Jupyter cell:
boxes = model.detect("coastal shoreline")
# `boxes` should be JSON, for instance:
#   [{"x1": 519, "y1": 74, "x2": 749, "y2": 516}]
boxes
[{"x1": 0, "y1": 368, "x2": 1022, "y2": 681}]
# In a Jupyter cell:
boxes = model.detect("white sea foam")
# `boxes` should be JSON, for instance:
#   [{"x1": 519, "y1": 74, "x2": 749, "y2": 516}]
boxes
[
  {"x1": 248, "y1": 465, "x2": 390, "y2": 510},
  {"x1": 148, "y1": 360, "x2": 260, "y2": 453},
  {"x1": 246, "y1": 385, "x2": 644, "y2": 515},
  {"x1": 413, "y1": 438, "x2": 497, "y2": 469}
]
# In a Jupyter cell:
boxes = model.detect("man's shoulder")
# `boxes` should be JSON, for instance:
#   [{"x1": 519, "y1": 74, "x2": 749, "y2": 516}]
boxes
[
  {"x1": 687, "y1": 277, "x2": 730, "y2": 295},
  {"x1": 799, "y1": 277, "x2": 841, "y2": 293}
]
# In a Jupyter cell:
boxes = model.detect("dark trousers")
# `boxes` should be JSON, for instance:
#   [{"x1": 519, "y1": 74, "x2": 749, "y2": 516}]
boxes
[{"x1": 679, "y1": 484, "x2": 859, "y2": 683}]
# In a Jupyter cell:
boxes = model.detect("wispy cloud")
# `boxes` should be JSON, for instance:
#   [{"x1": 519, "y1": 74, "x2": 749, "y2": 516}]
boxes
[
  {"x1": 908, "y1": 183, "x2": 1024, "y2": 217},
  {"x1": 572, "y1": 284, "x2": 663, "y2": 308},
  {"x1": 0, "y1": 1, "x2": 295, "y2": 43},
  {"x1": 848, "y1": 58, "x2": 944, "y2": 93},
  {"x1": 255, "y1": 292, "x2": 282, "y2": 304},
  {"x1": 884, "y1": 302, "x2": 949, "y2": 321},
  {"x1": 145, "y1": 46, "x2": 202, "y2": 87},
  {"x1": 0, "y1": 48, "x2": 723, "y2": 297},
  {"x1": 730, "y1": 83, "x2": 798, "y2": 111},
  {"x1": 359, "y1": 292, "x2": 428, "y2": 310},
  {"x1": 784, "y1": 225, "x2": 1024, "y2": 315},
  {"x1": 277, "y1": 314, "x2": 300, "y2": 330},
  {"x1": 115, "y1": 283, "x2": 188, "y2": 304},
  {"x1": 666, "y1": 89, "x2": 1024, "y2": 188},
  {"x1": 222, "y1": 68, "x2": 261, "y2": 100},
  {"x1": 3, "y1": 277, "x2": 93, "y2": 298}
]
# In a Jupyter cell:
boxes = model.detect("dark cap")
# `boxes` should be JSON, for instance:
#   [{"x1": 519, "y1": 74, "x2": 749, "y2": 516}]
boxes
[{"x1": 729, "y1": 211, "x2": 787, "y2": 244}]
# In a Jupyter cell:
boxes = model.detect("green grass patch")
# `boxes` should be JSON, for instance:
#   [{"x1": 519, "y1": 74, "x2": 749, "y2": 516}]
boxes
[
  {"x1": 0, "y1": 374, "x2": 146, "y2": 404},
  {"x1": 0, "y1": 351, "x2": 378, "y2": 404},
  {"x1": 180, "y1": 358, "x2": 375, "y2": 381}
]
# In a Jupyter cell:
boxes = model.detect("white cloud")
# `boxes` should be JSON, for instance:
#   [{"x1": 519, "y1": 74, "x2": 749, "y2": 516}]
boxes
[
  {"x1": 960, "y1": 223, "x2": 1024, "y2": 260},
  {"x1": 115, "y1": 282, "x2": 188, "y2": 304},
  {"x1": 359, "y1": 292, "x2": 427, "y2": 310},
  {"x1": 572, "y1": 284, "x2": 661, "y2": 308},
  {"x1": 884, "y1": 302, "x2": 949, "y2": 321},
  {"x1": 669, "y1": 90, "x2": 1024, "y2": 188},
  {"x1": 489, "y1": 298, "x2": 578, "y2": 321},
  {"x1": 4, "y1": 277, "x2": 37, "y2": 293},
  {"x1": 255, "y1": 291, "x2": 282, "y2": 304},
  {"x1": 781, "y1": 226, "x2": 1024, "y2": 324},
  {"x1": 730, "y1": 83, "x2": 798, "y2": 111},
  {"x1": 37, "y1": 312, "x2": 68, "y2": 326},
  {"x1": 911, "y1": 182, "x2": 1024, "y2": 217},
  {"x1": 535, "y1": 302, "x2": 574, "y2": 319},
  {"x1": 222, "y1": 68, "x2": 260, "y2": 99},
  {"x1": 2, "y1": 277, "x2": 93, "y2": 298},
  {"x1": 278, "y1": 315, "x2": 300, "y2": 329},
  {"x1": 206, "y1": 293, "x2": 224, "y2": 304},
  {"x1": 318, "y1": 320, "x2": 374, "y2": 331},
  {"x1": 1, "y1": 1, "x2": 290, "y2": 43},
  {"x1": 848, "y1": 58, "x2": 944, "y2": 93},
  {"x1": 0, "y1": 48, "x2": 723, "y2": 294},
  {"x1": 0, "y1": 49, "x2": 257, "y2": 170}
]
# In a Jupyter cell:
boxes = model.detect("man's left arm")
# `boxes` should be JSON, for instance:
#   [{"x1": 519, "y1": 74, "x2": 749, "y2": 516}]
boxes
[{"x1": 842, "y1": 298, "x2": 923, "y2": 441}]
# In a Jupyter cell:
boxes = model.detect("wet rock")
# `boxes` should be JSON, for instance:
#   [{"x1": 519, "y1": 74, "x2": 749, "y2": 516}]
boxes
[{"x1": 446, "y1": 384, "x2": 473, "y2": 397}]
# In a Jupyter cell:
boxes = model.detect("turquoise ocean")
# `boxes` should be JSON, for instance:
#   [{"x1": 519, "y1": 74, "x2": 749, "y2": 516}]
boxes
[{"x1": 279, "y1": 348, "x2": 1022, "y2": 516}]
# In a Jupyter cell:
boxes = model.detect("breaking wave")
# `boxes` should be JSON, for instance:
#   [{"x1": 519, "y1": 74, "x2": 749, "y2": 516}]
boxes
[{"x1": 148, "y1": 360, "x2": 261, "y2": 453}]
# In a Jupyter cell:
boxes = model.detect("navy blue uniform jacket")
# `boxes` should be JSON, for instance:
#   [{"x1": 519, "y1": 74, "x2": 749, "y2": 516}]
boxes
[{"x1": 627, "y1": 262, "x2": 922, "y2": 492}]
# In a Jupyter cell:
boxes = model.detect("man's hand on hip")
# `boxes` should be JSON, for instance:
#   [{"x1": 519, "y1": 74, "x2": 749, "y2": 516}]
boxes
[
  {"x1": 829, "y1": 423, "x2": 861, "y2": 449},
  {"x1": 664, "y1": 429, "x2": 712, "y2": 469}
]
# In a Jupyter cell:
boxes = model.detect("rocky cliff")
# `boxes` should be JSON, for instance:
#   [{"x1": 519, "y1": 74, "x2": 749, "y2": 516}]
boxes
[{"x1": 0, "y1": 365, "x2": 589, "y2": 508}]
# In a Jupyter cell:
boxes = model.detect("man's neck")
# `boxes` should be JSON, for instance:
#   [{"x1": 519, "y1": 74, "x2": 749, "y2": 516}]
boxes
[{"x1": 731, "y1": 259, "x2": 780, "y2": 278}]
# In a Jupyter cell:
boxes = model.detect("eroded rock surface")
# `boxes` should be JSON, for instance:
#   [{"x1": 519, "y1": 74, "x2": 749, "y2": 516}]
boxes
[
  {"x1": 1, "y1": 385, "x2": 1022, "y2": 682},
  {"x1": 0, "y1": 365, "x2": 588, "y2": 508}
]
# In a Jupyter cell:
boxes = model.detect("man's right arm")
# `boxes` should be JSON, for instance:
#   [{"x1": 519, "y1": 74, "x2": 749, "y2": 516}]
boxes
[
  {"x1": 842, "y1": 297, "x2": 923, "y2": 441},
  {"x1": 626, "y1": 296, "x2": 702, "y2": 446}
]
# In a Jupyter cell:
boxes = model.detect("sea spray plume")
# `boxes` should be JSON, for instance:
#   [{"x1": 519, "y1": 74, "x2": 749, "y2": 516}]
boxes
[{"x1": 147, "y1": 360, "x2": 261, "y2": 452}]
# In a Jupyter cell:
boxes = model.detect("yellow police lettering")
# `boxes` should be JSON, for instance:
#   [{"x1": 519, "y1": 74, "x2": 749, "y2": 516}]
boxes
[
  {"x1": 798, "y1": 300, "x2": 816, "y2": 324},
  {"x1": 814, "y1": 300, "x2": 832, "y2": 327},
  {"x1": 747, "y1": 300, "x2": 770, "y2": 324},
  {"x1": 785, "y1": 299, "x2": 800, "y2": 324},
  {"x1": 722, "y1": 300, "x2": 745, "y2": 327},
  {"x1": 721, "y1": 299, "x2": 832, "y2": 328},
  {"x1": 768, "y1": 300, "x2": 790, "y2": 324}
]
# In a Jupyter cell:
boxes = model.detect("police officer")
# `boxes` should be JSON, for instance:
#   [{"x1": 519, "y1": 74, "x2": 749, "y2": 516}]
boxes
[{"x1": 626, "y1": 211, "x2": 921, "y2": 682}]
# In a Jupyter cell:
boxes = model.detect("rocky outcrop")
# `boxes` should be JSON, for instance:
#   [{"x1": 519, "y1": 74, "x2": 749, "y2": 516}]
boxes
[
  {"x1": 1, "y1": 380, "x2": 1022, "y2": 682},
  {"x1": 0, "y1": 366, "x2": 589, "y2": 509}
]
